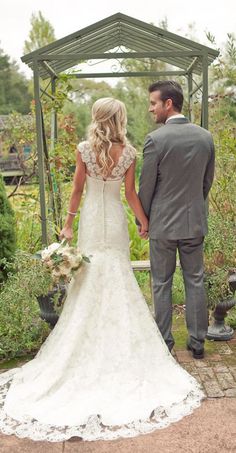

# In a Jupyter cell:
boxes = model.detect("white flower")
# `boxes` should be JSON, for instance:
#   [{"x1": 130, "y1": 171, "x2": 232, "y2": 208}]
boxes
[
  {"x1": 37, "y1": 241, "x2": 90, "y2": 289},
  {"x1": 62, "y1": 250, "x2": 82, "y2": 269},
  {"x1": 41, "y1": 242, "x2": 62, "y2": 260}
]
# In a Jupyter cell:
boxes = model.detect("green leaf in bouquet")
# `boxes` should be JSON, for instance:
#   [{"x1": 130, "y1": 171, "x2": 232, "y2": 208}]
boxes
[
  {"x1": 32, "y1": 252, "x2": 42, "y2": 260},
  {"x1": 50, "y1": 253, "x2": 64, "y2": 264},
  {"x1": 82, "y1": 255, "x2": 91, "y2": 263}
]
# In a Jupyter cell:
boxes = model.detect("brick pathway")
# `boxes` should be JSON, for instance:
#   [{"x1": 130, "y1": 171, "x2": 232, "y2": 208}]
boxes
[{"x1": 173, "y1": 335, "x2": 236, "y2": 398}]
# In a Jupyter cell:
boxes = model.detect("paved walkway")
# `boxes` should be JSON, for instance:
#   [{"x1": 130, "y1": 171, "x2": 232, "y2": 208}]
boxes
[
  {"x1": 1, "y1": 335, "x2": 236, "y2": 452},
  {"x1": 174, "y1": 335, "x2": 236, "y2": 399}
]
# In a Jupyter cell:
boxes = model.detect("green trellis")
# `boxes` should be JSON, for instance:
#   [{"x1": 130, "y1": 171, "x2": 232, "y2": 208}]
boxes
[{"x1": 21, "y1": 12, "x2": 219, "y2": 245}]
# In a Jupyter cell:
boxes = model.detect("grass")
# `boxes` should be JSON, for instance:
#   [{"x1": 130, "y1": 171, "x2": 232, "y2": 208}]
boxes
[{"x1": 0, "y1": 352, "x2": 36, "y2": 370}]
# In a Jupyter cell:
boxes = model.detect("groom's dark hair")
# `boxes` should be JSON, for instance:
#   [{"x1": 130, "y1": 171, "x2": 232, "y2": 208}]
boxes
[{"x1": 148, "y1": 80, "x2": 184, "y2": 112}]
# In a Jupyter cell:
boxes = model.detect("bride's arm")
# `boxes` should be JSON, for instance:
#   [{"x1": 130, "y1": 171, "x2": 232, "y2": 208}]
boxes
[
  {"x1": 59, "y1": 150, "x2": 86, "y2": 242},
  {"x1": 125, "y1": 159, "x2": 149, "y2": 239}
]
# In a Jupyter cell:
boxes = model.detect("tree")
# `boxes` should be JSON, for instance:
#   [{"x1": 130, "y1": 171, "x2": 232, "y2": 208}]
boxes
[
  {"x1": 0, "y1": 47, "x2": 32, "y2": 114},
  {"x1": 63, "y1": 78, "x2": 118, "y2": 139},
  {"x1": 0, "y1": 174, "x2": 16, "y2": 284},
  {"x1": 207, "y1": 33, "x2": 236, "y2": 121},
  {"x1": 24, "y1": 11, "x2": 56, "y2": 54}
]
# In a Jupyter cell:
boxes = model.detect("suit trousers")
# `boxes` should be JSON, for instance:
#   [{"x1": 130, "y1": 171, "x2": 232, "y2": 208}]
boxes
[{"x1": 149, "y1": 237, "x2": 208, "y2": 352}]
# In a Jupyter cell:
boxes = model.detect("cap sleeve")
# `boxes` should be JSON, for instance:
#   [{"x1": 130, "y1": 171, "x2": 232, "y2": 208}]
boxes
[
  {"x1": 124, "y1": 144, "x2": 136, "y2": 169},
  {"x1": 128, "y1": 144, "x2": 137, "y2": 161},
  {"x1": 77, "y1": 141, "x2": 89, "y2": 164},
  {"x1": 111, "y1": 144, "x2": 136, "y2": 178}
]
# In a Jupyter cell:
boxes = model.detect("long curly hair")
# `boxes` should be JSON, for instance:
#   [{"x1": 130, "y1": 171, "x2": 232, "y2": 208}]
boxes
[{"x1": 87, "y1": 97, "x2": 128, "y2": 178}]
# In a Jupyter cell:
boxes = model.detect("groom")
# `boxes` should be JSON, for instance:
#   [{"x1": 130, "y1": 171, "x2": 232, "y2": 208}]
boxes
[{"x1": 138, "y1": 80, "x2": 215, "y2": 359}]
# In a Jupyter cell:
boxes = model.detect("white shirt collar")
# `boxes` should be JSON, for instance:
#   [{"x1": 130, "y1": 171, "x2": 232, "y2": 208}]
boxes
[{"x1": 165, "y1": 114, "x2": 185, "y2": 123}]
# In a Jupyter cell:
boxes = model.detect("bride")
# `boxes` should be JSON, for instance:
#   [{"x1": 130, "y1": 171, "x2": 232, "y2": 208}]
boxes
[{"x1": 0, "y1": 98, "x2": 205, "y2": 442}]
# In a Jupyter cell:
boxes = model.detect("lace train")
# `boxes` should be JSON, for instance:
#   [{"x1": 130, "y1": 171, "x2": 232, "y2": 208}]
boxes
[
  {"x1": 0, "y1": 368, "x2": 205, "y2": 442},
  {"x1": 0, "y1": 249, "x2": 205, "y2": 442}
]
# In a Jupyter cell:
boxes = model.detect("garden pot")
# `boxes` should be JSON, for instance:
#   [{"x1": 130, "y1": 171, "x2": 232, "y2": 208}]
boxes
[
  {"x1": 37, "y1": 285, "x2": 66, "y2": 328},
  {"x1": 206, "y1": 270, "x2": 236, "y2": 340},
  {"x1": 228, "y1": 270, "x2": 236, "y2": 293},
  {"x1": 206, "y1": 298, "x2": 236, "y2": 340}
]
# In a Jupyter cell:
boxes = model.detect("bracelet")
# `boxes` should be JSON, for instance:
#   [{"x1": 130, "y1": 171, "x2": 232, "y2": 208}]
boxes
[{"x1": 67, "y1": 211, "x2": 77, "y2": 216}]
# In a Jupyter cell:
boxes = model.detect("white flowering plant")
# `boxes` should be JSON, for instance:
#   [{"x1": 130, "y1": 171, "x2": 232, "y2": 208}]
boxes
[{"x1": 36, "y1": 240, "x2": 90, "y2": 286}]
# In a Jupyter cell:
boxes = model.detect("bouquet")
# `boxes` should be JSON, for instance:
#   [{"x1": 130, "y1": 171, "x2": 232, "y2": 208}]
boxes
[{"x1": 37, "y1": 240, "x2": 90, "y2": 286}]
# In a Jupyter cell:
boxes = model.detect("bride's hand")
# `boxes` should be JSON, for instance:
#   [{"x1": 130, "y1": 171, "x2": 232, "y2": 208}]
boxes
[{"x1": 59, "y1": 226, "x2": 73, "y2": 243}]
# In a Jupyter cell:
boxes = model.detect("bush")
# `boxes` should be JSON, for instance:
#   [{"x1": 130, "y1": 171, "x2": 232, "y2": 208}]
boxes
[
  {"x1": 0, "y1": 251, "x2": 52, "y2": 359},
  {"x1": 204, "y1": 123, "x2": 236, "y2": 309},
  {"x1": 0, "y1": 174, "x2": 16, "y2": 283}
]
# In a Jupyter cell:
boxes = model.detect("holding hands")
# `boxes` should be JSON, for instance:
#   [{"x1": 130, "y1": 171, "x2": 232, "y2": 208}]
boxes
[{"x1": 138, "y1": 218, "x2": 149, "y2": 240}]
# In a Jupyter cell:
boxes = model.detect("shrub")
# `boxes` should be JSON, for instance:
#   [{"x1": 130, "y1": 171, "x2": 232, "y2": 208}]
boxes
[
  {"x1": 204, "y1": 124, "x2": 236, "y2": 309},
  {"x1": 0, "y1": 174, "x2": 16, "y2": 283},
  {"x1": 0, "y1": 251, "x2": 52, "y2": 359}
]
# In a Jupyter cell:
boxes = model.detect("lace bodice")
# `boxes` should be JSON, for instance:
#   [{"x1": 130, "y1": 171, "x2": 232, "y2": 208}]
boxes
[{"x1": 77, "y1": 141, "x2": 136, "y2": 180}]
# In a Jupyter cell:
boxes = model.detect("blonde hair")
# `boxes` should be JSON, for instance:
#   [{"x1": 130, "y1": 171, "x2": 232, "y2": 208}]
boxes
[{"x1": 87, "y1": 97, "x2": 128, "y2": 178}]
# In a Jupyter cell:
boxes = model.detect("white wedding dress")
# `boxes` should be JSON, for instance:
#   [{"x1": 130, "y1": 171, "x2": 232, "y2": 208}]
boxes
[{"x1": 0, "y1": 142, "x2": 205, "y2": 442}]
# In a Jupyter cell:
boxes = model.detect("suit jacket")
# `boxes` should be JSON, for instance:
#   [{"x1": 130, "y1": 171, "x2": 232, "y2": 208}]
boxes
[{"x1": 138, "y1": 117, "x2": 215, "y2": 240}]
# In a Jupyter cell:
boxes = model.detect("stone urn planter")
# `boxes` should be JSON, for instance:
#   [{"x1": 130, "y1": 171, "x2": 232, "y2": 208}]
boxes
[
  {"x1": 37, "y1": 285, "x2": 66, "y2": 328},
  {"x1": 206, "y1": 270, "x2": 236, "y2": 341}
]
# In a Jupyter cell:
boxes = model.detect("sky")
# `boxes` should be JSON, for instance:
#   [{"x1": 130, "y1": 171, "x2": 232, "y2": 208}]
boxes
[{"x1": 0, "y1": 0, "x2": 235, "y2": 78}]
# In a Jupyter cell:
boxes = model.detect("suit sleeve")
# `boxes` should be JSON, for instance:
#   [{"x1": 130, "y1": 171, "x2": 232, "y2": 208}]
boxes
[
  {"x1": 203, "y1": 137, "x2": 215, "y2": 199},
  {"x1": 137, "y1": 135, "x2": 158, "y2": 222}
]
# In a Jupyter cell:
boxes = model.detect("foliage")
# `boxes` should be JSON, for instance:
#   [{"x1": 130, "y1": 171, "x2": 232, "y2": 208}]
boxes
[
  {"x1": 0, "y1": 175, "x2": 16, "y2": 283},
  {"x1": 5, "y1": 182, "x2": 77, "y2": 253},
  {"x1": 23, "y1": 11, "x2": 56, "y2": 54},
  {"x1": 63, "y1": 78, "x2": 118, "y2": 139},
  {"x1": 204, "y1": 121, "x2": 236, "y2": 307},
  {"x1": 209, "y1": 126, "x2": 236, "y2": 220},
  {"x1": 2, "y1": 106, "x2": 36, "y2": 154},
  {"x1": 205, "y1": 214, "x2": 236, "y2": 272},
  {"x1": 0, "y1": 251, "x2": 52, "y2": 359},
  {"x1": 172, "y1": 268, "x2": 186, "y2": 305},
  {"x1": 204, "y1": 266, "x2": 234, "y2": 309},
  {"x1": 5, "y1": 185, "x2": 41, "y2": 253},
  {"x1": 226, "y1": 306, "x2": 236, "y2": 329},
  {"x1": 46, "y1": 114, "x2": 78, "y2": 235},
  {"x1": 134, "y1": 271, "x2": 152, "y2": 307},
  {"x1": 207, "y1": 33, "x2": 236, "y2": 121},
  {"x1": 1, "y1": 107, "x2": 42, "y2": 250},
  {"x1": 204, "y1": 212, "x2": 235, "y2": 308},
  {"x1": 200, "y1": 40, "x2": 236, "y2": 308},
  {"x1": 0, "y1": 48, "x2": 32, "y2": 114},
  {"x1": 1, "y1": 107, "x2": 37, "y2": 184},
  {"x1": 125, "y1": 207, "x2": 149, "y2": 261},
  {"x1": 2, "y1": 89, "x2": 78, "y2": 244}
]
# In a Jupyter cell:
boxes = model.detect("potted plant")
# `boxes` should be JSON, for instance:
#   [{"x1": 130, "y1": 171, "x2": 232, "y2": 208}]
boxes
[
  {"x1": 34, "y1": 241, "x2": 90, "y2": 327},
  {"x1": 36, "y1": 284, "x2": 66, "y2": 328},
  {"x1": 205, "y1": 266, "x2": 236, "y2": 340},
  {"x1": 204, "y1": 211, "x2": 236, "y2": 340}
]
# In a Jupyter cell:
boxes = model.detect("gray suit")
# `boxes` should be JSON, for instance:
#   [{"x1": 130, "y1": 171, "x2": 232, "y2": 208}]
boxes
[{"x1": 138, "y1": 117, "x2": 215, "y2": 351}]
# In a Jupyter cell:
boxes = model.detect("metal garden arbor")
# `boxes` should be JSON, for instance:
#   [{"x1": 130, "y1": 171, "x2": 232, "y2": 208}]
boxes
[{"x1": 21, "y1": 13, "x2": 219, "y2": 245}]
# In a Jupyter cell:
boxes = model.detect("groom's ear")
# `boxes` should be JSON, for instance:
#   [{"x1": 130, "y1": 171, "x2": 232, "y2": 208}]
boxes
[{"x1": 165, "y1": 99, "x2": 173, "y2": 110}]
